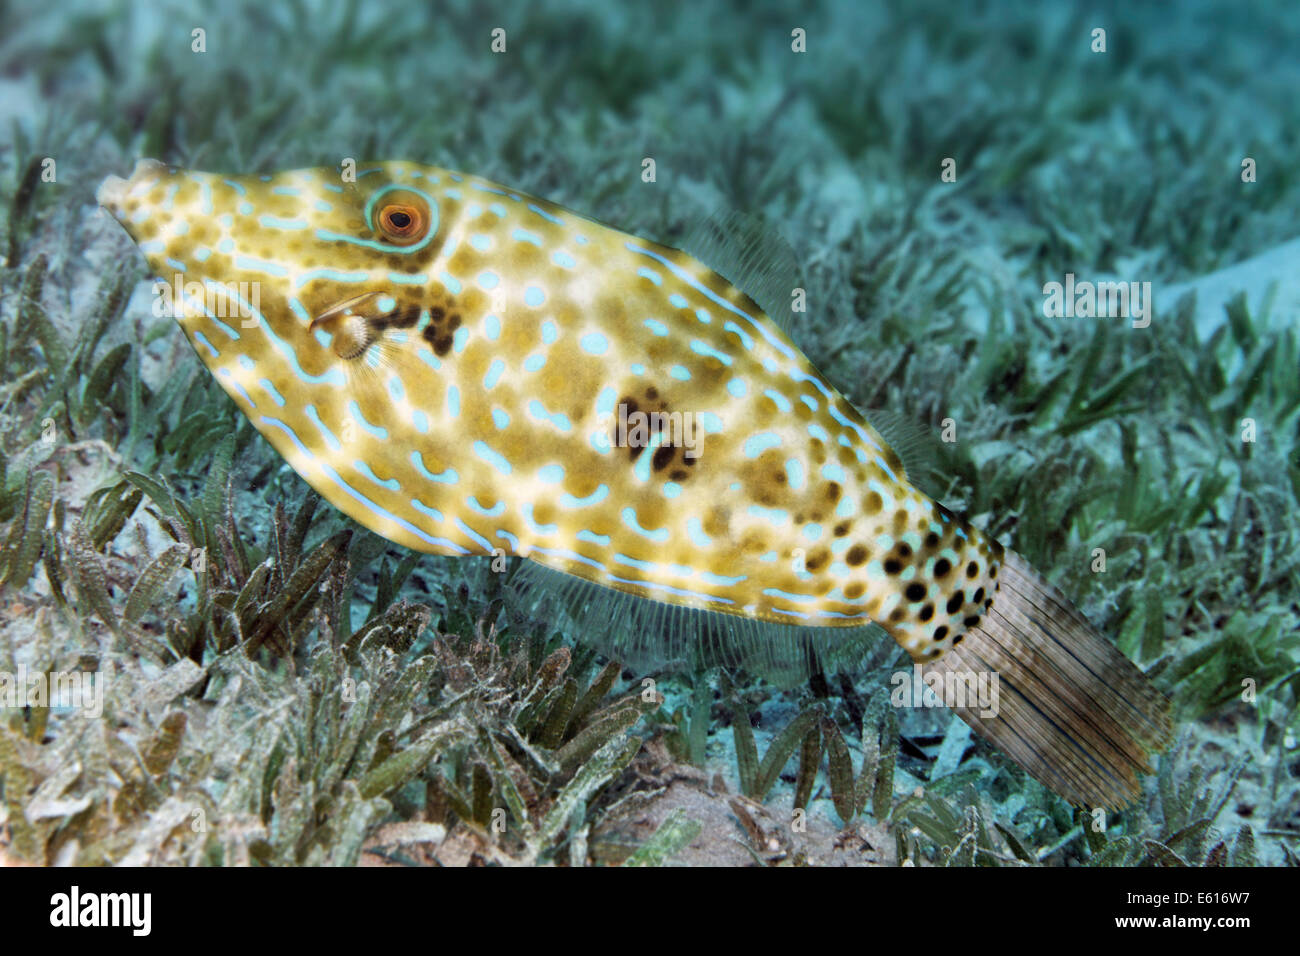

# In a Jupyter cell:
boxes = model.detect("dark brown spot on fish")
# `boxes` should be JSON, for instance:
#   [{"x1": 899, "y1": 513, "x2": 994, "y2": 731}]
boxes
[
  {"x1": 884, "y1": 558, "x2": 903, "y2": 575},
  {"x1": 946, "y1": 591, "x2": 965, "y2": 614},
  {"x1": 846, "y1": 544, "x2": 868, "y2": 566},
  {"x1": 844, "y1": 582, "x2": 865, "y2": 600},
  {"x1": 652, "y1": 445, "x2": 675, "y2": 472},
  {"x1": 905, "y1": 582, "x2": 926, "y2": 602},
  {"x1": 391, "y1": 304, "x2": 422, "y2": 328},
  {"x1": 919, "y1": 604, "x2": 934, "y2": 622},
  {"x1": 963, "y1": 615, "x2": 981, "y2": 628},
  {"x1": 883, "y1": 445, "x2": 904, "y2": 477},
  {"x1": 863, "y1": 491, "x2": 883, "y2": 514},
  {"x1": 934, "y1": 558, "x2": 952, "y2": 578},
  {"x1": 833, "y1": 521, "x2": 851, "y2": 537}
]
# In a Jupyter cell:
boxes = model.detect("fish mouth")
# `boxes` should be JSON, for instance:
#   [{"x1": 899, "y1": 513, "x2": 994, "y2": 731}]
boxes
[{"x1": 96, "y1": 158, "x2": 170, "y2": 218}]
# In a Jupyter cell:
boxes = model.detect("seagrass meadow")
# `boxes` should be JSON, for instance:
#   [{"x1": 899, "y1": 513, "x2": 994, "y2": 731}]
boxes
[{"x1": 0, "y1": 0, "x2": 1297, "y2": 867}]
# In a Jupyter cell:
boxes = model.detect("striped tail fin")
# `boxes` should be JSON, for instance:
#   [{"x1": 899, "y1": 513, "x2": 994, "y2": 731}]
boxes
[{"x1": 925, "y1": 549, "x2": 1173, "y2": 809}]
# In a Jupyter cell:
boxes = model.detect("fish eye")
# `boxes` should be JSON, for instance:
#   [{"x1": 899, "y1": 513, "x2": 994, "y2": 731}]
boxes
[{"x1": 372, "y1": 191, "x2": 430, "y2": 245}]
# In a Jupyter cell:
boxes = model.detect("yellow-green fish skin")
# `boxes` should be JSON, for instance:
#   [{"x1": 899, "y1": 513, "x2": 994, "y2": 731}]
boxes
[{"x1": 97, "y1": 159, "x2": 1003, "y2": 664}]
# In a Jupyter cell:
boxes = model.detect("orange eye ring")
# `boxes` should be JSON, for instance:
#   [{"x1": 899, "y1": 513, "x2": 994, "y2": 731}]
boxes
[{"x1": 373, "y1": 194, "x2": 430, "y2": 245}]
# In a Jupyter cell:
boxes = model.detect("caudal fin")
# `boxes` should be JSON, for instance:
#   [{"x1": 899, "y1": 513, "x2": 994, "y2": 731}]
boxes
[{"x1": 925, "y1": 550, "x2": 1172, "y2": 809}]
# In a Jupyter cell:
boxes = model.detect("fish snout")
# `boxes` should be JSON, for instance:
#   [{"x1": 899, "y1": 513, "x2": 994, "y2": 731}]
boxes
[{"x1": 96, "y1": 158, "x2": 170, "y2": 217}]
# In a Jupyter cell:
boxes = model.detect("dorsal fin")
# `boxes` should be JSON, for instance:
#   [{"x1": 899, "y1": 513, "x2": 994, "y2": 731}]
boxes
[
  {"x1": 503, "y1": 558, "x2": 883, "y2": 689},
  {"x1": 680, "y1": 211, "x2": 803, "y2": 335}
]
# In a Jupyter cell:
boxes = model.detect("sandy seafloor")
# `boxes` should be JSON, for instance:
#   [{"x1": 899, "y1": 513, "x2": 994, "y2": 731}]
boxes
[{"x1": 0, "y1": 0, "x2": 1297, "y2": 866}]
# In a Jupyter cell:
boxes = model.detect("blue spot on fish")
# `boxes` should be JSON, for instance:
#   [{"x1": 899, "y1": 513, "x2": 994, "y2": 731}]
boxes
[
  {"x1": 528, "y1": 203, "x2": 563, "y2": 224},
  {"x1": 764, "y1": 389, "x2": 792, "y2": 413},
  {"x1": 473, "y1": 440, "x2": 512, "y2": 475},
  {"x1": 561, "y1": 485, "x2": 609, "y2": 508},
  {"x1": 468, "y1": 496, "x2": 506, "y2": 518},
  {"x1": 259, "y1": 379, "x2": 286, "y2": 407},
  {"x1": 691, "y1": 340, "x2": 732, "y2": 366},
  {"x1": 743, "y1": 433, "x2": 782, "y2": 458},
  {"x1": 305, "y1": 405, "x2": 341, "y2": 452},
  {"x1": 355, "y1": 461, "x2": 400, "y2": 491},
  {"x1": 411, "y1": 451, "x2": 458, "y2": 484},
  {"x1": 621, "y1": 507, "x2": 669, "y2": 543},
  {"x1": 580, "y1": 332, "x2": 609, "y2": 355}
]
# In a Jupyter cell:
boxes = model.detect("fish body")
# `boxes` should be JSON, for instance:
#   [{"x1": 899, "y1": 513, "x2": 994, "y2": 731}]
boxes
[{"x1": 97, "y1": 159, "x2": 1170, "y2": 807}]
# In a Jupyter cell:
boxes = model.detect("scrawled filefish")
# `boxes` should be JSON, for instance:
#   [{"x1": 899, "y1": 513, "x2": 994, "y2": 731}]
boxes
[{"x1": 96, "y1": 158, "x2": 1171, "y2": 808}]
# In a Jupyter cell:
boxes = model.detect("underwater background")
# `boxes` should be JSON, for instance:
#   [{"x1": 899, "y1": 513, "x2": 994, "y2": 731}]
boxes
[{"x1": 0, "y1": 0, "x2": 1297, "y2": 866}]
